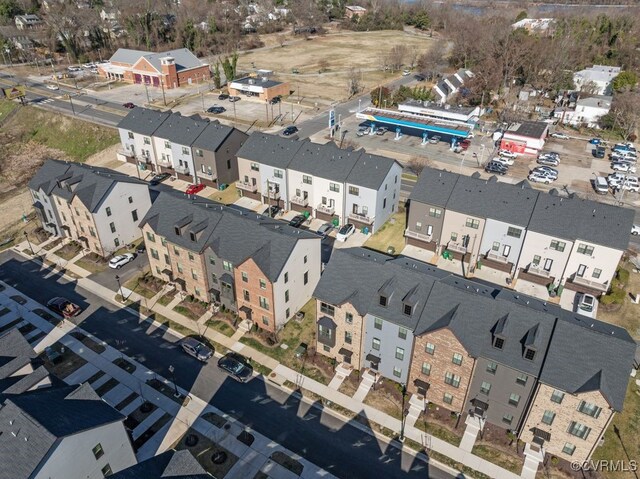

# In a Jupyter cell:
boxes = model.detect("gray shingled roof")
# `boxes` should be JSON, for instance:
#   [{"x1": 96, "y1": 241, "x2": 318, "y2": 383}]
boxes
[
  {"x1": 140, "y1": 192, "x2": 318, "y2": 281},
  {"x1": 289, "y1": 141, "x2": 361, "y2": 183},
  {"x1": 153, "y1": 112, "x2": 210, "y2": 145},
  {"x1": 0, "y1": 383, "x2": 125, "y2": 479},
  {"x1": 28, "y1": 160, "x2": 148, "y2": 213},
  {"x1": 408, "y1": 167, "x2": 459, "y2": 206},
  {"x1": 110, "y1": 48, "x2": 206, "y2": 72},
  {"x1": 528, "y1": 193, "x2": 634, "y2": 250},
  {"x1": 232, "y1": 76, "x2": 284, "y2": 89},
  {"x1": 506, "y1": 121, "x2": 548, "y2": 139},
  {"x1": 0, "y1": 330, "x2": 36, "y2": 380},
  {"x1": 446, "y1": 175, "x2": 539, "y2": 226},
  {"x1": 191, "y1": 122, "x2": 236, "y2": 152},
  {"x1": 347, "y1": 152, "x2": 401, "y2": 190},
  {"x1": 111, "y1": 450, "x2": 211, "y2": 479},
  {"x1": 117, "y1": 107, "x2": 170, "y2": 136},
  {"x1": 236, "y1": 132, "x2": 304, "y2": 169}
]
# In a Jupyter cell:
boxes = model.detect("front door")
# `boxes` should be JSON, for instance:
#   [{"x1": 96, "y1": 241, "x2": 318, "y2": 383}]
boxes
[{"x1": 370, "y1": 360, "x2": 379, "y2": 370}]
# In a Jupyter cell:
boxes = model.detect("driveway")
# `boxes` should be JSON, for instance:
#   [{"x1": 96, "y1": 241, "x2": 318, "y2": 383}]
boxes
[{"x1": 89, "y1": 252, "x2": 149, "y2": 292}]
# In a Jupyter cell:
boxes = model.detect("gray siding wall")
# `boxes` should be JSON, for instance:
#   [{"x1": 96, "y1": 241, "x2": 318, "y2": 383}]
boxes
[
  {"x1": 362, "y1": 313, "x2": 413, "y2": 384},
  {"x1": 193, "y1": 129, "x2": 247, "y2": 187},
  {"x1": 478, "y1": 219, "x2": 526, "y2": 266},
  {"x1": 406, "y1": 200, "x2": 445, "y2": 242},
  {"x1": 203, "y1": 248, "x2": 236, "y2": 313},
  {"x1": 466, "y1": 357, "x2": 536, "y2": 431}
]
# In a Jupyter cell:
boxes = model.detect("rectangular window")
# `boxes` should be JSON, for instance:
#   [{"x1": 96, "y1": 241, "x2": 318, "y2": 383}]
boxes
[
  {"x1": 374, "y1": 317, "x2": 383, "y2": 330},
  {"x1": 345, "y1": 331, "x2": 352, "y2": 344},
  {"x1": 259, "y1": 279, "x2": 266, "y2": 289},
  {"x1": 480, "y1": 381, "x2": 491, "y2": 395},
  {"x1": 562, "y1": 443, "x2": 576, "y2": 456},
  {"x1": 286, "y1": 308, "x2": 290, "y2": 318},
  {"x1": 211, "y1": 273, "x2": 218, "y2": 283},
  {"x1": 177, "y1": 263, "x2": 183, "y2": 273},
  {"x1": 188, "y1": 252, "x2": 195, "y2": 261},
  {"x1": 516, "y1": 374, "x2": 528, "y2": 386},
  {"x1": 181, "y1": 146, "x2": 189, "y2": 155},
  {"x1": 425, "y1": 342, "x2": 435, "y2": 355},
  {"x1": 393, "y1": 366, "x2": 402, "y2": 378},
  {"x1": 329, "y1": 182, "x2": 340, "y2": 192},
  {"x1": 444, "y1": 372, "x2": 461, "y2": 388},
  {"x1": 195, "y1": 148, "x2": 203, "y2": 157},
  {"x1": 209, "y1": 256, "x2": 216, "y2": 265},
  {"x1": 114, "y1": 238, "x2": 120, "y2": 247},
  {"x1": 92, "y1": 443, "x2": 104, "y2": 459},
  {"x1": 567, "y1": 421, "x2": 591, "y2": 440},
  {"x1": 259, "y1": 296, "x2": 269, "y2": 310},
  {"x1": 150, "y1": 248, "x2": 159, "y2": 260},
  {"x1": 422, "y1": 362, "x2": 431, "y2": 375},
  {"x1": 89, "y1": 227, "x2": 96, "y2": 238},
  {"x1": 346, "y1": 313, "x2": 353, "y2": 324},
  {"x1": 507, "y1": 226, "x2": 522, "y2": 238},
  {"x1": 304, "y1": 271, "x2": 308, "y2": 285},
  {"x1": 109, "y1": 222, "x2": 116, "y2": 233},
  {"x1": 173, "y1": 246, "x2": 180, "y2": 255},
  {"x1": 379, "y1": 295, "x2": 387, "y2": 306},
  {"x1": 398, "y1": 327, "x2": 408, "y2": 339},
  {"x1": 508, "y1": 393, "x2": 520, "y2": 407},
  {"x1": 443, "y1": 393, "x2": 453, "y2": 405},
  {"x1": 164, "y1": 140, "x2": 171, "y2": 149},
  {"x1": 164, "y1": 254, "x2": 170, "y2": 264},
  {"x1": 223, "y1": 261, "x2": 233, "y2": 271},
  {"x1": 284, "y1": 272, "x2": 289, "y2": 283},
  {"x1": 146, "y1": 231, "x2": 155, "y2": 242},
  {"x1": 532, "y1": 255, "x2": 541, "y2": 267},
  {"x1": 274, "y1": 169, "x2": 283, "y2": 178},
  {"x1": 403, "y1": 304, "x2": 412, "y2": 316},
  {"x1": 106, "y1": 207, "x2": 112, "y2": 216},
  {"x1": 128, "y1": 196, "x2": 133, "y2": 204},
  {"x1": 486, "y1": 361, "x2": 497, "y2": 374},
  {"x1": 592, "y1": 268, "x2": 602, "y2": 279},
  {"x1": 262, "y1": 316, "x2": 269, "y2": 326},
  {"x1": 429, "y1": 207, "x2": 442, "y2": 218},
  {"x1": 550, "y1": 240, "x2": 566, "y2": 252},
  {"x1": 492, "y1": 241, "x2": 500, "y2": 252},
  {"x1": 452, "y1": 353, "x2": 463, "y2": 366},
  {"x1": 241, "y1": 272, "x2": 248, "y2": 283},
  {"x1": 349, "y1": 186, "x2": 359, "y2": 195},
  {"x1": 465, "y1": 218, "x2": 480, "y2": 229},
  {"x1": 395, "y1": 347, "x2": 404, "y2": 360},
  {"x1": 161, "y1": 237, "x2": 167, "y2": 246},
  {"x1": 493, "y1": 336, "x2": 505, "y2": 350},
  {"x1": 551, "y1": 390, "x2": 565, "y2": 404},
  {"x1": 577, "y1": 401, "x2": 602, "y2": 419},
  {"x1": 191, "y1": 269, "x2": 198, "y2": 280},
  {"x1": 450, "y1": 232, "x2": 458, "y2": 242},
  {"x1": 320, "y1": 303, "x2": 335, "y2": 316},
  {"x1": 524, "y1": 347, "x2": 536, "y2": 361},
  {"x1": 577, "y1": 243, "x2": 594, "y2": 255},
  {"x1": 127, "y1": 131, "x2": 134, "y2": 139},
  {"x1": 303, "y1": 175, "x2": 312, "y2": 184},
  {"x1": 195, "y1": 288, "x2": 201, "y2": 297},
  {"x1": 304, "y1": 255, "x2": 308, "y2": 264},
  {"x1": 101, "y1": 464, "x2": 112, "y2": 477},
  {"x1": 372, "y1": 338, "x2": 380, "y2": 350},
  {"x1": 502, "y1": 414, "x2": 513, "y2": 425},
  {"x1": 243, "y1": 290, "x2": 250, "y2": 301},
  {"x1": 251, "y1": 162, "x2": 259, "y2": 171},
  {"x1": 542, "y1": 410, "x2": 556, "y2": 425},
  {"x1": 285, "y1": 290, "x2": 289, "y2": 302}
]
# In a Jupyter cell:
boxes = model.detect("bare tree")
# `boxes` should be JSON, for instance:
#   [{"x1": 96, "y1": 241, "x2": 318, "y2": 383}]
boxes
[
  {"x1": 276, "y1": 34, "x2": 287, "y2": 47},
  {"x1": 609, "y1": 92, "x2": 640, "y2": 140},
  {"x1": 386, "y1": 44, "x2": 408, "y2": 72},
  {"x1": 346, "y1": 68, "x2": 362, "y2": 98}
]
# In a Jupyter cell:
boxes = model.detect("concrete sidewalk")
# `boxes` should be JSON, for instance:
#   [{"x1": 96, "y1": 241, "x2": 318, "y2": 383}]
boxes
[{"x1": 11, "y1": 242, "x2": 531, "y2": 479}]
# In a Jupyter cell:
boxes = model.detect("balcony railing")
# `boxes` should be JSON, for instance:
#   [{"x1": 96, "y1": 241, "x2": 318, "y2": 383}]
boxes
[
  {"x1": 236, "y1": 180, "x2": 258, "y2": 193},
  {"x1": 404, "y1": 228, "x2": 432, "y2": 243},
  {"x1": 527, "y1": 265, "x2": 551, "y2": 278},
  {"x1": 486, "y1": 252, "x2": 509, "y2": 263},
  {"x1": 290, "y1": 195, "x2": 309, "y2": 207},
  {"x1": 317, "y1": 204, "x2": 335, "y2": 216},
  {"x1": 267, "y1": 190, "x2": 280, "y2": 200},
  {"x1": 175, "y1": 165, "x2": 190, "y2": 175},
  {"x1": 446, "y1": 242, "x2": 467, "y2": 254},
  {"x1": 571, "y1": 275, "x2": 608, "y2": 292},
  {"x1": 348, "y1": 212, "x2": 373, "y2": 224},
  {"x1": 117, "y1": 149, "x2": 134, "y2": 159}
]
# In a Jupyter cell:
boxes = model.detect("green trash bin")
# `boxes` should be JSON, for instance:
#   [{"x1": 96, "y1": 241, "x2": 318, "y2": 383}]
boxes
[
  {"x1": 303, "y1": 210, "x2": 310, "y2": 219},
  {"x1": 332, "y1": 217, "x2": 339, "y2": 227}
]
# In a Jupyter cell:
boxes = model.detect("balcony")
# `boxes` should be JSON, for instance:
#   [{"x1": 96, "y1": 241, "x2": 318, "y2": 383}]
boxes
[
  {"x1": 527, "y1": 265, "x2": 551, "y2": 278},
  {"x1": 267, "y1": 190, "x2": 281, "y2": 200},
  {"x1": 317, "y1": 204, "x2": 335, "y2": 216},
  {"x1": 404, "y1": 228, "x2": 432, "y2": 243},
  {"x1": 446, "y1": 242, "x2": 467, "y2": 255},
  {"x1": 571, "y1": 275, "x2": 608, "y2": 292},
  {"x1": 117, "y1": 149, "x2": 134, "y2": 159},
  {"x1": 236, "y1": 180, "x2": 258, "y2": 193},
  {"x1": 486, "y1": 252, "x2": 509, "y2": 264},
  {"x1": 290, "y1": 195, "x2": 309, "y2": 207},
  {"x1": 175, "y1": 165, "x2": 190, "y2": 175},
  {"x1": 348, "y1": 212, "x2": 373, "y2": 224}
]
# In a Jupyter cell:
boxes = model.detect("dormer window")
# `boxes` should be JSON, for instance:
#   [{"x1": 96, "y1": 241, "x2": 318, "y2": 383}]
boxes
[
  {"x1": 493, "y1": 336, "x2": 505, "y2": 350},
  {"x1": 403, "y1": 303, "x2": 412, "y2": 316},
  {"x1": 174, "y1": 226, "x2": 181, "y2": 236},
  {"x1": 379, "y1": 295, "x2": 387, "y2": 307},
  {"x1": 524, "y1": 347, "x2": 536, "y2": 361},
  {"x1": 189, "y1": 232, "x2": 196, "y2": 241}
]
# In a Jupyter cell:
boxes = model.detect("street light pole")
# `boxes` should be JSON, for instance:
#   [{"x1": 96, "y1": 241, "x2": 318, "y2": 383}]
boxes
[
  {"x1": 115, "y1": 274, "x2": 124, "y2": 302},
  {"x1": 399, "y1": 383, "x2": 407, "y2": 442},
  {"x1": 168, "y1": 365, "x2": 180, "y2": 398},
  {"x1": 23, "y1": 231, "x2": 34, "y2": 255}
]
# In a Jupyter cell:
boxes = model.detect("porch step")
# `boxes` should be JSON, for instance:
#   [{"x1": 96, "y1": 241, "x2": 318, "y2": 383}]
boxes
[{"x1": 238, "y1": 319, "x2": 253, "y2": 333}]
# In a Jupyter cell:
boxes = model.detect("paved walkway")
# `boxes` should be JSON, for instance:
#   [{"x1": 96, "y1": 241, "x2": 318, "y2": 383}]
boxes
[{"x1": 8, "y1": 241, "x2": 535, "y2": 479}]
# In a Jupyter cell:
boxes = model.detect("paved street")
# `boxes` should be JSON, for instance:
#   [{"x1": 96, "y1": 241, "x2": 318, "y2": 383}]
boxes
[{"x1": 0, "y1": 250, "x2": 455, "y2": 479}]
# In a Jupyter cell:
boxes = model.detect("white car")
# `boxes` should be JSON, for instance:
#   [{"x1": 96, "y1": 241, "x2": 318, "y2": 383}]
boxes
[
  {"x1": 498, "y1": 149, "x2": 518, "y2": 159},
  {"x1": 402, "y1": 70, "x2": 411, "y2": 76},
  {"x1": 531, "y1": 166, "x2": 558, "y2": 179},
  {"x1": 607, "y1": 172, "x2": 629, "y2": 186},
  {"x1": 551, "y1": 132, "x2": 570, "y2": 139},
  {"x1": 492, "y1": 156, "x2": 514, "y2": 166},
  {"x1": 618, "y1": 178, "x2": 640, "y2": 192},
  {"x1": 108, "y1": 253, "x2": 135, "y2": 269},
  {"x1": 575, "y1": 293, "x2": 597, "y2": 319},
  {"x1": 632, "y1": 224, "x2": 640, "y2": 235},
  {"x1": 611, "y1": 162, "x2": 637, "y2": 173},
  {"x1": 336, "y1": 224, "x2": 355, "y2": 242},
  {"x1": 45, "y1": 84, "x2": 59, "y2": 90},
  {"x1": 528, "y1": 173, "x2": 554, "y2": 184}
]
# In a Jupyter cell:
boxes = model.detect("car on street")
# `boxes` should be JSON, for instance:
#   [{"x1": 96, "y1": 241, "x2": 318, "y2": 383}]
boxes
[
  {"x1": 575, "y1": 293, "x2": 597, "y2": 318},
  {"x1": 218, "y1": 93, "x2": 229, "y2": 100},
  {"x1": 282, "y1": 126, "x2": 299, "y2": 136},
  {"x1": 207, "y1": 105, "x2": 226, "y2": 114},
  {"x1": 528, "y1": 172, "x2": 555, "y2": 184},
  {"x1": 47, "y1": 297, "x2": 82, "y2": 318},
  {"x1": 67, "y1": 66, "x2": 81, "y2": 72},
  {"x1": 108, "y1": 253, "x2": 135, "y2": 269},
  {"x1": 414, "y1": 74, "x2": 425, "y2": 81},
  {"x1": 45, "y1": 84, "x2": 59, "y2": 90},
  {"x1": 459, "y1": 139, "x2": 471, "y2": 150},
  {"x1": 270, "y1": 96, "x2": 281, "y2": 104},
  {"x1": 149, "y1": 173, "x2": 171, "y2": 185},
  {"x1": 336, "y1": 224, "x2": 355, "y2": 242},
  {"x1": 218, "y1": 352, "x2": 253, "y2": 382},
  {"x1": 484, "y1": 162, "x2": 508, "y2": 175},
  {"x1": 316, "y1": 223, "x2": 334, "y2": 239},
  {"x1": 288, "y1": 215, "x2": 306, "y2": 228},
  {"x1": 123, "y1": 102, "x2": 136, "y2": 109},
  {"x1": 185, "y1": 183, "x2": 206, "y2": 195},
  {"x1": 498, "y1": 149, "x2": 518, "y2": 159},
  {"x1": 228, "y1": 96, "x2": 241, "y2": 102},
  {"x1": 611, "y1": 151, "x2": 637, "y2": 162},
  {"x1": 429, "y1": 135, "x2": 441, "y2": 144},
  {"x1": 181, "y1": 337, "x2": 214, "y2": 362},
  {"x1": 632, "y1": 224, "x2": 640, "y2": 235},
  {"x1": 589, "y1": 138, "x2": 603, "y2": 145},
  {"x1": 611, "y1": 161, "x2": 637, "y2": 173},
  {"x1": 537, "y1": 156, "x2": 560, "y2": 167},
  {"x1": 551, "y1": 132, "x2": 570, "y2": 139},
  {"x1": 531, "y1": 166, "x2": 559, "y2": 179},
  {"x1": 491, "y1": 156, "x2": 514, "y2": 166}
]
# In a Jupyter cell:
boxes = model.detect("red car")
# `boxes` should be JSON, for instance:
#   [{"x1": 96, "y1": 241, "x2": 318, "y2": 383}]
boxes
[{"x1": 185, "y1": 184, "x2": 206, "y2": 195}]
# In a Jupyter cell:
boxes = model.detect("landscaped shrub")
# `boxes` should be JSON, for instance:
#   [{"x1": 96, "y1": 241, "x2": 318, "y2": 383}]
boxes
[
  {"x1": 616, "y1": 268, "x2": 630, "y2": 285},
  {"x1": 600, "y1": 287, "x2": 625, "y2": 305}
]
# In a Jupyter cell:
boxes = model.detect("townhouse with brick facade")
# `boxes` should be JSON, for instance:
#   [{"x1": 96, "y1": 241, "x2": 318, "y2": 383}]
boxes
[
  {"x1": 314, "y1": 247, "x2": 636, "y2": 463},
  {"x1": 117, "y1": 107, "x2": 170, "y2": 170},
  {"x1": 235, "y1": 132, "x2": 402, "y2": 232},
  {"x1": 139, "y1": 192, "x2": 321, "y2": 332},
  {"x1": 28, "y1": 160, "x2": 151, "y2": 257}
]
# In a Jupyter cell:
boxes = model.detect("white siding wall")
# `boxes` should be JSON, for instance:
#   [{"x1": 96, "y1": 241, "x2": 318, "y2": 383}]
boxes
[
  {"x1": 287, "y1": 169, "x2": 314, "y2": 210},
  {"x1": 152, "y1": 136, "x2": 173, "y2": 169},
  {"x1": 117, "y1": 130, "x2": 156, "y2": 164},
  {"x1": 169, "y1": 142, "x2": 196, "y2": 179},
  {"x1": 260, "y1": 164, "x2": 287, "y2": 202},
  {"x1": 517, "y1": 231, "x2": 573, "y2": 280},
  {"x1": 478, "y1": 219, "x2": 527, "y2": 265},
  {"x1": 563, "y1": 239, "x2": 621, "y2": 286},
  {"x1": 313, "y1": 176, "x2": 344, "y2": 222},
  {"x1": 372, "y1": 163, "x2": 402, "y2": 232}
]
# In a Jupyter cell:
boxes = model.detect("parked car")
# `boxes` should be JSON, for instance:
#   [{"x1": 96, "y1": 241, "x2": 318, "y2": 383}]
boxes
[
  {"x1": 356, "y1": 127, "x2": 370, "y2": 137},
  {"x1": 491, "y1": 156, "x2": 514, "y2": 166},
  {"x1": 551, "y1": 132, "x2": 570, "y2": 139},
  {"x1": 593, "y1": 146, "x2": 606, "y2": 158},
  {"x1": 207, "y1": 105, "x2": 226, "y2": 114},
  {"x1": 316, "y1": 223, "x2": 334, "y2": 239},
  {"x1": 414, "y1": 74, "x2": 426, "y2": 81},
  {"x1": 612, "y1": 142, "x2": 636, "y2": 153},
  {"x1": 617, "y1": 177, "x2": 640, "y2": 192},
  {"x1": 185, "y1": 183, "x2": 206, "y2": 195},
  {"x1": 576, "y1": 293, "x2": 597, "y2": 319},
  {"x1": 484, "y1": 162, "x2": 508, "y2": 175},
  {"x1": 336, "y1": 224, "x2": 355, "y2": 242},
  {"x1": 459, "y1": 139, "x2": 471, "y2": 150},
  {"x1": 632, "y1": 224, "x2": 640, "y2": 235},
  {"x1": 429, "y1": 135, "x2": 441, "y2": 144},
  {"x1": 531, "y1": 166, "x2": 558, "y2": 179},
  {"x1": 376, "y1": 127, "x2": 388, "y2": 136},
  {"x1": 218, "y1": 352, "x2": 253, "y2": 382},
  {"x1": 607, "y1": 173, "x2": 634, "y2": 188},
  {"x1": 592, "y1": 175, "x2": 609, "y2": 194},
  {"x1": 47, "y1": 297, "x2": 82, "y2": 318},
  {"x1": 67, "y1": 66, "x2": 81, "y2": 72},
  {"x1": 218, "y1": 93, "x2": 229, "y2": 100},
  {"x1": 45, "y1": 84, "x2": 59, "y2": 90},
  {"x1": 611, "y1": 151, "x2": 637, "y2": 162},
  {"x1": 528, "y1": 172, "x2": 555, "y2": 184},
  {"x1": 589, "y1": 138, "x2": 603, "y2": 145},
  {"x1": 149, "y1": 172, "x2": 171, "y2": 185},
  {"x1": 537, "y1": 156, "x2": 560, "y2": 167},
  {"x1": 611, "y1": 161, "x2": 637, "y2": 173},
  {"x1": 402, "y1": 69, "x2": 411, "y2": 76},
  {"x1": 228, "y1": 96, "x2": 241, "y2": 102},
  {"x1": 282, "y1": 126, "x2": 299, "y2": 136},
  {"x1": 122, "y1": 102, "x2": 136, "y2": 109},
  {"x1": 498, "y1": 149, "x2": 518, "y2": 159},
  {"x1": 108, "y1": 253, "x2": 135, "y2": 269},
  {"x1": 288, "y1": 215, "x2": 306, "y2": 228},
  {"x1": 270, "y1": 96, "x2": 281, "y2": 104},
  {"x1": 181, "y1": 337, "x2": 213, "y2": 362}
]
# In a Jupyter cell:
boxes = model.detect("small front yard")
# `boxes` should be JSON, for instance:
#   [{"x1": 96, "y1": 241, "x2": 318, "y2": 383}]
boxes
[
  {"x1": 56, "y1": 241, "x2": 83, "y2": 261},
  {"x1": 156, "y1": 288, "x2": 178, "y2": 307},
  {"x1": 205, "y1": 316, "x2": 235, "y2": 337},
  {"x1": 363, "y1": 377, "x2": 404, "y2": 420},
  {"x1": 75, "y1": 252, "x2": 109, "y2": 273},
  {"x1": 414, "y1": 407, "x2": 465, "y2": 447},
  {"x1": 174, "y1": 295, "x2": 209, "y2": 321},
  {"x1": 124, "y1": 270, "x2": 166, "y2": 300},
  {"x1": 364, "y1": 208, "x2": 406, "y2": 255},
  {"x1": 208, "y1": 183, "x2": 239, "y2": 205},
  {"x1": 470, "y1": 422, "x2": 524, "y2": 474},
  {"x1": 598, "y1": 262, "x2": 640, "y2": 339},
  {"x1": 173, "y1": 429, "x2": 238, "y2": 478},
  {"x1": 42, "y1": 238, "x2": 63, "y2": 251}
]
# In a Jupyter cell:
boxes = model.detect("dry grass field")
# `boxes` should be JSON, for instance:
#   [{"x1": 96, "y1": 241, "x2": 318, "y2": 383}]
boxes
[{"x1": 237, "y1": 30, "x2": 434, "y2": 102}]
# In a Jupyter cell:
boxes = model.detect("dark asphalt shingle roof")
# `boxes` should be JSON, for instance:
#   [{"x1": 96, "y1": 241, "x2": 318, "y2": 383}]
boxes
[
  {"x1": 408, "y1": 167, "x2": 459, "y2": 206},
  {"x1": 153, "y1": 112, "x2": 210, "y2": 145},
  {"x1": 191, "y1": 122, "x2": 237, "y2": 152},
  {"x1": 0, "y1": 329, "x2": 36, "y2": 380},
  {"x1": 505, "y1": 121, "x2": 548, "y2": 139},
  {"x1": 117, "y1": 107, "x2": 170, "y2": 136},
  {"x1": 528, "y1": 193, "x2": 634, "y2": 250},
  {"x1": 140, "y1": 192, "x2": 318, "y2": 281},
  {"x1": 28, "y1": 159, "x2": 148, "y2": 213},
  {"x1": 232, "y1": 76, "x2": 284, "y2": 89},
  {"x1": 236, "y1": 132, "x2": 304, "y2": 169},
  {"x1": 347, "y1": 152, "x2": 401, "y2": 190},
  {"x1": 110, "y1": 48, "x2": 205, "y2": 72},
  {"x1": 110, "y1": 450, "x2": 211, "y2": 479},
  {"x1": 289, "y1": 141, "x2": 361, "y2": 183}
]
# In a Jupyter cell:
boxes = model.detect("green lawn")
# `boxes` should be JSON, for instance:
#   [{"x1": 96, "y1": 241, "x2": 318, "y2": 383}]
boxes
[
  {"x1": 471, "y1": 445, "x2": 522, "y2": 474},
  {"x1": 75, "y1": 253, "x2": 109, "y2": 273},
  {"x1": 205, "y1": 317, "x2": 235, "y2": 337},
  {"x1": 364, "y1": 209, "x2": 406, "y2": 255},
  {"x1": 0, "y1": 100, "x2": 18, "y2": 119}
]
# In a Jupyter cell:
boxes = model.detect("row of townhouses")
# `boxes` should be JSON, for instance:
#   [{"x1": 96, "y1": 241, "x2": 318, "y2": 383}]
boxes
[
  {"x1": 28, "y1": 160, "x2": 153, "y2": 257},
  {"x1": 314, "y1": 248, "x2": 636, "y2": 464},
  {"x1": 405, "y1": 168, "x2": 634, "y2": 297},
  {"x1": 235, "y1": 133, "x2": 403, "y2": 233},
  {"x1": 139, "y1": 192, "x2": 322, "y2": 333},
  {"x1": 117, "y1": 107, "x2": 248, "y2": 188}
]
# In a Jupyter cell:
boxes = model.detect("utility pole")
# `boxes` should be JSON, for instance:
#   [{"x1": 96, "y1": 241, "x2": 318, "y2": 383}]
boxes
[
  {"x1": 160, "y1": 79, "x2": 167, "y2": 106},
  {"x1": 233, "y1": 99, "x2": 237, "y2": 127},
  {"x1": 68, "y1": 94, "x2": 75, "y2": 115},
  {"x1": 50, "y1": 59, "x2": 60, "y2": 88},
  {"x1": 265, "y1": 100, "x2": 269, "y2": 123},
  {"x1": 201, "y1": 91, "x2": 205, "y2": 111}
]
